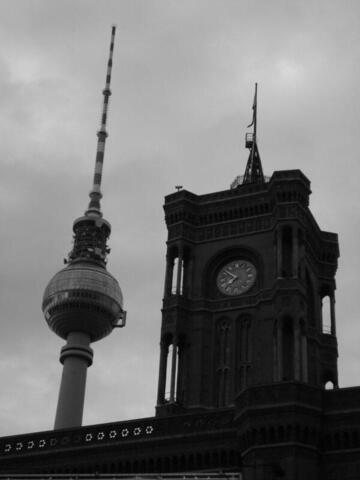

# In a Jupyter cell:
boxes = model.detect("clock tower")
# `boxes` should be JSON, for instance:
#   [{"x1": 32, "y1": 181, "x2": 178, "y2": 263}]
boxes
[{"x1": 156, "y1": 85, "x2": 339, "y2": 419}]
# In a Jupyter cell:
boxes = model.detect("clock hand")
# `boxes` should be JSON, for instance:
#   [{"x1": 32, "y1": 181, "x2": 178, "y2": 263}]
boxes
[
  {"x1": 228, "y1": 276, "x2": 238, "y2": 285},
  {"x1": 224, "y1": 269, "x2": 237, "y2": 279}
]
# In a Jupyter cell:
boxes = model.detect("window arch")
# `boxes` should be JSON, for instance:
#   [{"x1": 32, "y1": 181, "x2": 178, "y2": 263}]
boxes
[{"x1": 322, "y1": 369, "x2": 337, "y2": 389}]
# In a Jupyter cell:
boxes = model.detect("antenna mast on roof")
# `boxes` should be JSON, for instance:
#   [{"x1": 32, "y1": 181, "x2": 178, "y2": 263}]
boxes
[{"x1": 243, "y1": 83, "x2": 265, "y2": 184}]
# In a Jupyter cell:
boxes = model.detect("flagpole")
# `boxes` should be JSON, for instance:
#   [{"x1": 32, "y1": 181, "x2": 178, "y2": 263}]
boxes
[
  {"x1": 242, "y1": 82, "x2": 264, "y2": 185},
  {"x1": 253, "y1": 82, "x2": 258, "y2": 142},
  {"x1": 250, "y1": 83, "x2": 258, "y2": 170}
]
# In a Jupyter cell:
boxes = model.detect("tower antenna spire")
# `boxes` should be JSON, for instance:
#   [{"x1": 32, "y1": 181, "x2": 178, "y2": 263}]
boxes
[
  {"x1": 243, "y1": 82, "x2": 265, "y2": 184},
  {"x1": 87, "y1": 25, "x2": 116, "y2": 217}
]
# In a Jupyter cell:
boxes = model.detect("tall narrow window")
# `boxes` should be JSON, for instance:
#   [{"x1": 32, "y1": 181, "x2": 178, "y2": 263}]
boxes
[
  {"x1": 175, "y1": 339, "x2": 185, "y2": 403},
  {"x1": 282, "y1": 226, "x2": 293, "y2": 277},
  {"x1": 164, "y1": 342, "x2": 179, "y2": 402},
  {"x1": 298, "y1": 229, "x2": 305, "y2": 279},
  {"x1": 171, "y1": 255, "x2": 184, "y2": 295},
  {"x1": 216, "y1": 319, "x2": 232, "y2": 407},
  {"x1": 157, "y1": 337, "x2": 170, "y2": 405},
  {"x1": 308, "y1": 342, "x2": 318, "y2": 385},
  {"x1": 165, "y1": 344, "x2": 173, "y2": 401},
  {"x1": 299, "y1": 319, "x2": 308, "y2": 382},
  {"x1": 306, "y1": 271, "x2": 315, "y2": 327},
  {"x1": 172, "y1": 344, "x2": 179, "y2": 400},
  {"x1": 172, "y1": 258, "x2": 179, "y2": 294},
  {"x1": 282, "y1": 319, "x2": 294, "y2": 380},
  {"x1": 322, "y1": 296, "x2": 331, "y2": 334},
  {"x1": 164, "y1": 253, "x2": 175, "y2": 298},
  {"x1": 273, "y1": 320, "x2": 279, "y2": 381},
  {"x1": 237, "y1": 316, "x2": 251, "y2": 391}
]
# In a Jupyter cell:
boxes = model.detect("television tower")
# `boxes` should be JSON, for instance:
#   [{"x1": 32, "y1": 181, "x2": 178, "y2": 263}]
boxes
[{"x1": 42, "y1": 26, "x2": 125, "y2": 430}]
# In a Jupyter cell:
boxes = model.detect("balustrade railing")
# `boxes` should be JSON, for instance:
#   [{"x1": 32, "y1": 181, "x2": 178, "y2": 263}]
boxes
[{"x1": 0, "y1": 409, "x2": 235, "y2": 458}]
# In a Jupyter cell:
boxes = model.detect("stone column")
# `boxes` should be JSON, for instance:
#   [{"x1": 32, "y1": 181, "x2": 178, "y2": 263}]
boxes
[
  {"x1": 176, "y1": 248, "x2": 183, "y2": 295},
  {"x1": 299, "y1": 234, "x2": 305, "y2": 279},
  {"x1": 294, "y1": 318, "x2": 301, "y2": 380},
  {"x1": 273, "y1": 323, "x2": 278, "y2": 382},
  {"x1": 320, "y1": 297, "x2": 324, "y2": 332},
  {"x1": 330, "y1": 295, "x2": 336, "y2": 335},
  {"x1": 182, "y1": 254, "x2": 192, "y2": 298},
  {"x1": 277, "y1": 319, "x2": 283, "y2": 381},
  {"x1": 55, "y1": 331, "x2": 93, "y2": 430},
  {"x1": 277, "y1": 228, "x2": 283, "y2": 278},
  {"x1": 176, "y1": 341, "x2": 184, "y2": 403},
  {"x1": 292, "y1": 227, "x2": 299, "y2": 278},
  {"x1": 163, "y1": 254, "x2": 174, "y2": 298},
  {"x1": 188, "y1": 256, "x2": 194, "y2": 296},
  {"x1": 301, "y1": 334, "x2": 308, "y2": 382},
  {"x1": 156, "y1": 339, "x2": 169, "y2": 405},
  {"x1": 170, "y1": 337, "x2": 178, "y2": 402}
]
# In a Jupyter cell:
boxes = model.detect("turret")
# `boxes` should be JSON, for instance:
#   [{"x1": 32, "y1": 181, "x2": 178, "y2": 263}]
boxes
[{"x1": 42, "y1": 26, "x2": 125, "y2": 430}]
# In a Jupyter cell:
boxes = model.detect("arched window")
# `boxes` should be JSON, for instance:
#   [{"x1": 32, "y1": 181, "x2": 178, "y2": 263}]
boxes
[
  {"x1": 322, "y1": 368, "x2": 337, "y2": 389},
  {"x1": 282, "y1": 318, "x2": 294, "y2": 380},
  {"x1": 237, "y1": 315, "x2": 251, "y2": 391},
  {"x1": 322, "y1": 295, "x2": 331, "y2": 334},
  {"x1": 299, "y1": 319, "x2": 308, "y2": 382},
  {"x1": 306, "y1": 270, "x2": 316, "y2": 327},
  {"x1": 216, "y1": 319, "x2": 232, "y2": 407},
  {"x1": 160, "y1": 334, "x2": 184, "y2": 404},
  {"x1": 171, "y1": 256, "x2": 184, "y2": 295},
  {"x1": 282, "y1": 226, "x2": 293, "y2": 277},
  {"x1": 273, "y1": 320, "x2": 279, "y2": 381},
  {"x1": 298, "y1": 229, "x2": 305, "y2": 279}
]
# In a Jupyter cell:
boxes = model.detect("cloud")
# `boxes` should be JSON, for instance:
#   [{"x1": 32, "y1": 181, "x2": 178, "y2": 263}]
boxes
[{"x1": 0, "y1": 0, "x2": 359, "y2": 436}]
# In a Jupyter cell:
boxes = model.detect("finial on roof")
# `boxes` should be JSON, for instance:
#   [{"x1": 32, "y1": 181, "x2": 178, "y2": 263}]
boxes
[
  {"x1": 86, "y1": 25, "x2": 116, "y2": 217},
  {"x1": 243, "y1": 83, "x2": 265, "y2": 185}
]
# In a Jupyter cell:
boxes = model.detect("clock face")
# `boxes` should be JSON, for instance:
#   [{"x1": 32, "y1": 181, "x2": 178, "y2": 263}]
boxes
[{"x1": 216, "y1": 260, "x2": 257, "y2": 296}]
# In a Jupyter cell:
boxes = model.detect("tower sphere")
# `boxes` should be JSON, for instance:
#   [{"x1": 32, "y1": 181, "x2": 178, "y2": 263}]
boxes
[{"x1": 42, "y1": 261, "x2": 123, "y2": 342}]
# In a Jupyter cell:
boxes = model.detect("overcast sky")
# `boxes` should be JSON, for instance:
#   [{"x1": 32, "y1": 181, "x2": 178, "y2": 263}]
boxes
[{"x1": 0, "y1": 0, "x2": 359, "y2": 437}]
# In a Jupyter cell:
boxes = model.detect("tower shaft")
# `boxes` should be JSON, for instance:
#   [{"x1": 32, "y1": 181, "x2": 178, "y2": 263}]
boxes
[{"x1": 54, "y1": 332, "x2": 93, "y2": 429}]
